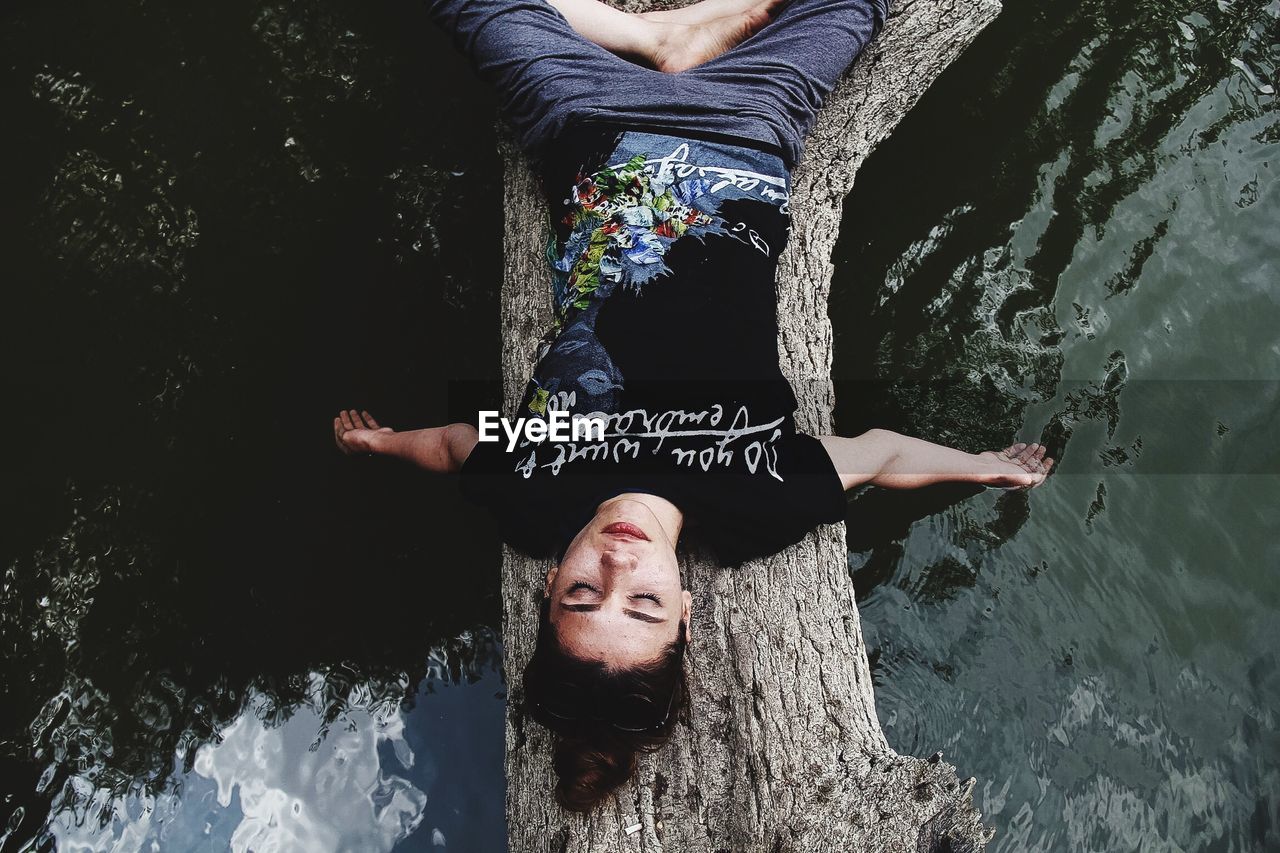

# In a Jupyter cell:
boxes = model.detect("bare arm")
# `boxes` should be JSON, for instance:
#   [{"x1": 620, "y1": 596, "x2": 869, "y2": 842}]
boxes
[
  {"x1": 818, "y1": 429, "x2": 1054, "y2": 491},
  {"x1": 333, "y1": 409, "x2": 478, "y2": 474}
]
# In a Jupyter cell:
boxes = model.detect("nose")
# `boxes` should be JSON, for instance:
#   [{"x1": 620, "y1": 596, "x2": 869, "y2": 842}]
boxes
[{"x1": 601, "y1": 548, "x2": 639, "y2": 570}]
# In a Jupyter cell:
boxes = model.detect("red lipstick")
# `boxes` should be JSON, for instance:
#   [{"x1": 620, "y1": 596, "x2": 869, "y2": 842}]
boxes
[{"x1": 602, "y1": 521, "x2": 649, "y2": 541}]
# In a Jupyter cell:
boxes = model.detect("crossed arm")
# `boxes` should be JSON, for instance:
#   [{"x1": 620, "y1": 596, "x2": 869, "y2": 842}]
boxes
[{"x1": 334, "y1": 410, "x2": 1054, "y2": 490}]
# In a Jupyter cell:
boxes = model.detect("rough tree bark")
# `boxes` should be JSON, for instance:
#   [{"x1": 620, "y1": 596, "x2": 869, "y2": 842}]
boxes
[{"x1": 497, "y1": 0, "x2": 1002, "y2": 849}]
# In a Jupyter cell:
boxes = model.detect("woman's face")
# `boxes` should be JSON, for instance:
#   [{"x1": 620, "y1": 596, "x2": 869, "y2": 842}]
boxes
[{"x1": 546, "y1": 497, "x2": 691, "y2": 669}]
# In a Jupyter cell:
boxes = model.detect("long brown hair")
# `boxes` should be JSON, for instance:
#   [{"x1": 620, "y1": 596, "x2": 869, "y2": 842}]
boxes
[{"x1": 522, "y1": 598, "x2": 688, "y2": 812}]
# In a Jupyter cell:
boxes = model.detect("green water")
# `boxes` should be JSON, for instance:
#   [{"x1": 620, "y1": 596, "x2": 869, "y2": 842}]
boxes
[
  {"x1": 835, "y1": 0, "x2": 1280, "y2": 849},
  {"x1": 0, "y1": 0, "x2": 1276, "y2": 850}
]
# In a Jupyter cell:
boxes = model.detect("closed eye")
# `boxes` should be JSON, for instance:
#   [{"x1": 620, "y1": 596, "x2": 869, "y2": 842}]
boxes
[
  {"x1": 568, "y1": 582, "x2": 600, "y2": 594},
  {"x1": 630, "y1": 593, "x2": 662, "y2": 605}
]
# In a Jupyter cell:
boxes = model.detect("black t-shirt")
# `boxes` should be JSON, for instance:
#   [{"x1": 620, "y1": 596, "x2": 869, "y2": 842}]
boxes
[{"x1": 460, "y1": 122, "x2": 845, "y2": 566}]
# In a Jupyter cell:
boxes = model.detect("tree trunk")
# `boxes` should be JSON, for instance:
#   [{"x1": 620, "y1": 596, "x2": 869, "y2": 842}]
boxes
[{"x1": 498, "y1": 0, "x2": 1002, "y2": 849}]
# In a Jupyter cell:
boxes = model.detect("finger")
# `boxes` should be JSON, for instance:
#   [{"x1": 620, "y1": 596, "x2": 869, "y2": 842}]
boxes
[
  {"x1": 349, "y1": 409, "x2": 364, "y2": 429},
  {"x1": 1014, "y1": 443, "x2": 1039, "y2": 464},
  {"x1": 334, "y1": 417, "x2": 352, "y2": 454},
  {"x1": 340, "y1": 410, "x2": 354, "y2": 431},
  {"x1": 1042, "y1": 457, "x2": 1055, "y2": 472},
  {"x1": 1032, "y1": 444, "x2": 1048, "y2": 462},
  {"x1": 1007, "y1": 442, "x2": 1027, "y2": 456},
  {"x1": 362, "y1": 410, "x2": 380, "y2": 430}
]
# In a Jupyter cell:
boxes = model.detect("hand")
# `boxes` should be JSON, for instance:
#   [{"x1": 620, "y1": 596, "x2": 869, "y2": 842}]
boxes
[
  {"x1": 979, "y1": 442, "x2": 1055, "y2": 490},
  {"x1": 333, "y1": 409, "x2": 393, "y2": 456}
]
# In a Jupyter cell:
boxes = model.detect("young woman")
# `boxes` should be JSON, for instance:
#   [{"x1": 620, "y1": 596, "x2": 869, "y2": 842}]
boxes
[{"x1": 335, "y1": 0, "x2": 1055, "y2": 812}]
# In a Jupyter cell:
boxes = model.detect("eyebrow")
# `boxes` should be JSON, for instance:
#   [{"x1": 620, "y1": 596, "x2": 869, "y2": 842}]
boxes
[{"x1": 558, "y1": 603, "x2": 668, "y2": 624}]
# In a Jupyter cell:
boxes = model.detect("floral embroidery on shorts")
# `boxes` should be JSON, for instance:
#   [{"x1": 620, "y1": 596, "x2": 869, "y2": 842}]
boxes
[{"x1": 549, "y1": 153, "x2": 731, "y2": 319}]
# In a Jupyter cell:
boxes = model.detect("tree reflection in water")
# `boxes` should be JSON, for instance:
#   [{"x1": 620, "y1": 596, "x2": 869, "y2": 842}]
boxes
[{"x1": 1, "y1": 0, "x2": 505, "y2": 849}]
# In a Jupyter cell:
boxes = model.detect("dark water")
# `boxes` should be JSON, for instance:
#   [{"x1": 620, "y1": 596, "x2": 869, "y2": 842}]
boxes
[
  {"x1": 0, "y1": 0, "x2": 1275, "y2": 850},
  {"x1": 835, "y1": 0, "x2": 1280, "y2": 849},
  {"x1": 1, "y1": 2, "x2": 508, "y2": 850}
]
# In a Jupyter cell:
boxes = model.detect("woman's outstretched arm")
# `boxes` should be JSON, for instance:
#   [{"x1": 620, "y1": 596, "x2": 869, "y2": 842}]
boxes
[
  {"x1": 333, "y1": 409, "x2": 478, "y2": 474},
  {"x1": 818, "y1": 429, "x2": 1055, "y2": 491}
]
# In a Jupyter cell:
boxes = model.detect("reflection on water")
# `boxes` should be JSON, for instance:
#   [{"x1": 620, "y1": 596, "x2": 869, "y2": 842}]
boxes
[
  {"x1": 0, "y1": 0, "x2": 506, "y2": 850},
  {"x1": 45, "y1": 651, "x2": 503, "y2": 852},
  {"x1": 835, "y1": 0, "x2": 1279, "y2": 849}
]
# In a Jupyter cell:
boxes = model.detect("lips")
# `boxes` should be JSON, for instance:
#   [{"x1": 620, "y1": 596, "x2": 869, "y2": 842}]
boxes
[{"x1": 602, "y1": 522, "x2": 649, "y2": 541}]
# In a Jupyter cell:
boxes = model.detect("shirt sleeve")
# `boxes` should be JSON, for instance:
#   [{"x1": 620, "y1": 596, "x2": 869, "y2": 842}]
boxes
[
  {"x1": 458, "y1": 441, "x2": 561, "y2": 559},
  {"x1": 688, "y1": 431, "x2": 847, "y2": 567}
]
